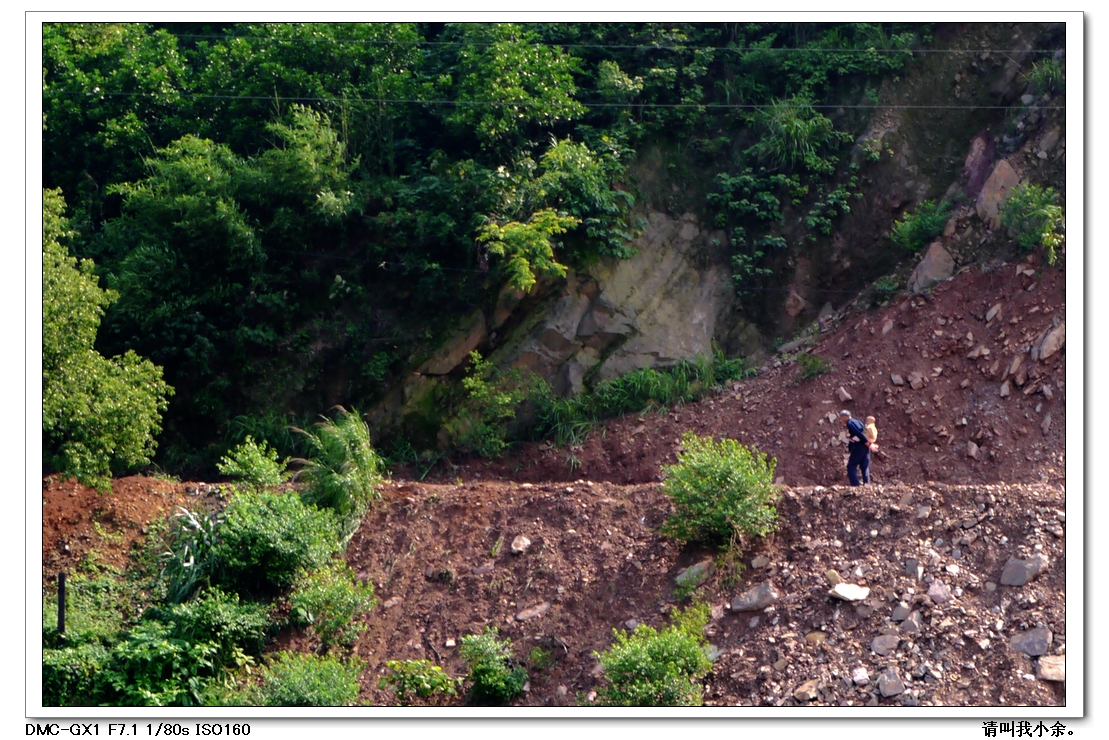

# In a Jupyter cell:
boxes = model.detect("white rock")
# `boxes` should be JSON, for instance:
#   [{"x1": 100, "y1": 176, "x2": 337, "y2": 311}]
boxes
[{"x1": 829, "y1": 583, "x2": 870, "y2": 602}]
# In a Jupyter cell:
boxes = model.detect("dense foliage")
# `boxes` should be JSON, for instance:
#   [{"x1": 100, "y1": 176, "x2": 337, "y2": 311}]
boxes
[
  {"x1": 459, "y1": 627, "x2": 527, "y2": 705},
  {"x1": 42, "y1": 189, "x2": 172, "y2": 490},
  {"x1": 42, "y1": 21, "x2": 933, "y2": 473},
  {"x1": 660, "y1": 431, "x2": 779, "y2": 547},
  {"x1": 593, "y1": 602, "x2": 712, "y2": 706}
]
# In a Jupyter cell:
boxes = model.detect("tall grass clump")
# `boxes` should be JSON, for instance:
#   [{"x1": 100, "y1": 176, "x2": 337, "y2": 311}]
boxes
[
  {"x1": 1025, "y1": 58, "x2": 1064, "y2": 95},
  {"x1": 1000, "y1": 183, "x2": 1064, "y2": 266},
  {"x1": 293, "y1": 407, "x2": 384, "y2": 542},
  {"x1": 660, "y1": 432, "x2": 779, "y2": 548},
  {"x1": 891, "y1": 200, "x2": 952, "y2": 252},
  {"x1": 745, "y1": 96, "x2": 850, "y2": 174},
  {"x1": 593, "y1": 602, "x2": 712, "y2": 706},
  {"x1": 532, "y1": 350, "x2": 755, "y2": 446},
  {"x1": 459, "y1": 627, "x2": 526, "y2": 705}
]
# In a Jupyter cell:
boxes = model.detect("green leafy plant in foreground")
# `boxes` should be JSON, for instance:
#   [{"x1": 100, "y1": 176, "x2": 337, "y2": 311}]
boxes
[
  {"x1": 212, "y1": 490, "x2": 340, "y2": 596},
  {"x1": 217, "y1": 435, "x2": 290, "y2": 490},
  {"x1": 795, "y1": 351, "x2": 832, "y2": 382},
  {"x1": 379, "y1": 659, "x2": 461, "y2": 705},
  {"x1": 891, "y1": 199, "x2": 952, "y2": 252},
  {"x1": 293, "y1": 407, "x2": 385, "y2": 542},
  {"x1": 250, "y1": 652, "x2": 364, "y2": 706},
  {"x1": 459, "y1": 627, "x2": 526, "y2": 705},
  {"x1": 660, "y1": 432, "x2": 779, "y2": 548},
  {"x1": 289, "y1": 561, "x2": 376, "y2": 649},
  {"x1": 1000, "y1": 183, "x2": 1065, "y2": 266},
  {"x1": 593, "y1": 602, "x2": 712, "y2": 706}
]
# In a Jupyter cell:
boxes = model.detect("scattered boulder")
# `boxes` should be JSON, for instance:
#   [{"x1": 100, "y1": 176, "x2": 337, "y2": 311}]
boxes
[
  {"x1": 1038, "y1": 322, "x2": 1066, "y2": 360},
  {"x1": 891, "y1": 373, "x2": 905, "y2": 386},
  {"x1": 871, "y1": 634, "x2": 901, "y2": 656},
  {"x1": 909, "y1": 372, "x2": 926, "y2": 390},
  {"x1": 901, "y1": 611, "x2": 924, "y2": 635},
  {"x1": 515, "y1": 601, "x2": 552, "y2": 621},
  {"x1": 731, "y1": 581, "x2": 780, "y2": 612},
  {"x1": 976, "y1": 159, "x2": 1021, "y2": 228},
  {"x1": 1037, "y1": 655, "x2": 1065, "y2": 682},
  {"x1": 511, "y1": 535, "x2": 532, "y2": 555},
  {"x1": 927, "y1": 581, "x2": 953, "y2": 604},
  {"x1": 829, "y1": 583, "x2": 870, "y2": 602},
  {"x1": 1010, "y1": 627, "x2": 1053, "y2": 656},
  {"x1": 878, "y1": 667, "x2": 906, "y2": 697},
  {"x1": 999, "y1": 554, "x2": 1050, "y2": 586},
  {"x1": 794, "y1": 678, "x2": 821, "y2": 702},
  {"x1": 908, "y1": 242, "x2": 956, "y2": 294},
  {"x1": 967, "y1": 441, "x2": 981, "y2": 460},
  {"x1": 676, "y1": 559, "x2": 716, "y2": 590},
  {"x1": 851, "y1": 667, "x2": 871, "y2": 686}
]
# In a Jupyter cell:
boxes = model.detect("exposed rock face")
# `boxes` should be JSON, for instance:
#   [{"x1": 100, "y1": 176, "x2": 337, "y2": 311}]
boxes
[
  {"x1": 505, "y1": 211, "x2": 736, "y2": 394},
  {"x1": 976, "y1": 159, "x2": 1021, "y2": 229},
  {"x1": 908, "y1": 242, "x2": 956, "y2": 294}
]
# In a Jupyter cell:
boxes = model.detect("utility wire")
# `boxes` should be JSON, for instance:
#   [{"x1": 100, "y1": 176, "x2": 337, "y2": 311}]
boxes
[
  {"x1": 43, "y1": 89, "x2": 1065, "y2": 111},
  {"x1": 160, "y1": 32, "x2": 1063, "y2": 56}
]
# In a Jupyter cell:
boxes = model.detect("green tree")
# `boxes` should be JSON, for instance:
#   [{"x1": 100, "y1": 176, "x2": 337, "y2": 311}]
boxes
[
  {"x1": 477, "y1": 209, "x2": 580, "y2": 292},
  {"x1": 446, "y1": 23, "x2": 586, "y2": 148},
  {"x1": 42, "y1": 23, "x2": 189, "y2": 221},
  {"x1": 42, "y1": 189, "x2": 173, "y2": 490}
]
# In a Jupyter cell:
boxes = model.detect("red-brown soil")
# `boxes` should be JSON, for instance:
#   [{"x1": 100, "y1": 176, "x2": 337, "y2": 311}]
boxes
[{"x1": 40, "y1": 257, "x2": 1068, "y2": 708}]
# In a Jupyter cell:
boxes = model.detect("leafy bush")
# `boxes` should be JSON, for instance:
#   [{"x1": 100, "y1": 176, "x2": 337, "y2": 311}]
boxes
[
  {"x1": 42, "y1": 571, "x2": 139, "y2": 648},
  {"x1": 1001, "y1": 183, "x2": 1065, "y2": 266},
  {"x1": 891, "y1": 199, "x2": 952, "y2": 251},
  {"x1": 251, "y1": 652, "x2": 364, "y2": 706},
  {"x1": 795, "y1": 351, "x2": 832, "y2": 381},
  {"x1": 379, "y1": 659, "x2": 461, "y2": 705},
  {"x1": 212, "y1": 490, "x2": 340, "y2": 595},
  {"x1": 102, "y1": 620, "x2": 220, "y2": 706},
  {"x1": 449, "y1": 352, "x2": 537, "y2": 458},
  {"x1": 870, "y1": 274, "x2": 903, "y2": 307},
  {"x1": 43, "y1": 642, "x2": 112, "y2": 706},
  {"x1": 289, "y1": 562, "x2": 376, "y2": 649},
  {"x1": 660, "y1": 432, "x2": 779, "y2": 547},
  {"x1": 144, "y1": 587, "x2": 272, "y2": 670},
  {"x1": 593, "y1": 603, "x2": 712, "y2": 706},
  {"x1": 293, "y1": 407, "x2": 384, "y2": 541},
  {"x1": 42, "y1": 188, "x2": 173, "y2": 491},
  {"x1": 157, "y1": 505, "x2": 226, "y2": 604},
  {"x1": 459, "y1": 627, "x2": 527, "y2": 705},
  {"x1": 745, "y1": 97, "x2": 850, "y2": 174},
  {"x1": 217, "y1": 436, "x2": 290, "y2": 490}
]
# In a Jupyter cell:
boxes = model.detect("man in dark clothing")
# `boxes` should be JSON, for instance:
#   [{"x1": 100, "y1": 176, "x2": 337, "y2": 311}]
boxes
[{"x1": 840, "y1": 410, "x2": 871, "y2": 486}]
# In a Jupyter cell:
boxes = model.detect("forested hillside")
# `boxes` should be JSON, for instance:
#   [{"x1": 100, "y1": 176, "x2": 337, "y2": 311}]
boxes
[
  {"x1": 43, "y1": 20, "x2": 990, "y2": 480},
  {"x1": 43, "y1": 20, "x2": 1064, "y2": 485}
]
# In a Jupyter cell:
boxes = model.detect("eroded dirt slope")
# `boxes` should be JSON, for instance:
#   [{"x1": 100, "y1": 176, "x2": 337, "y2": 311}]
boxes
[{"x1": 40, "y1": 257, "x2": 1068, "y2": 708}]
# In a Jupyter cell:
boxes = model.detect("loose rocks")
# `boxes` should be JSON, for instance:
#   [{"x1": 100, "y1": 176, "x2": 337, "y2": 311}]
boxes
[{"x1": 731, "y1": 581, "x2": 780, "y2": 612}]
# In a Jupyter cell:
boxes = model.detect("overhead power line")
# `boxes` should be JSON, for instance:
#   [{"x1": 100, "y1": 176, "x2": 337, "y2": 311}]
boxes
[
  {"x1": 43, "y1": 89, "x2": 1065, "y2": 112},
  {"x1": 162, "y1": 31, "x2": 1063, "y2": 56}
]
